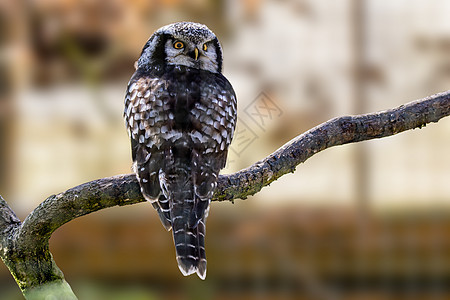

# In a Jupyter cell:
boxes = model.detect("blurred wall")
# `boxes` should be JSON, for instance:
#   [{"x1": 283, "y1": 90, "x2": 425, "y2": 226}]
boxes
[
  {"x1": 0, "y1": 0, "x2": 449, "y2": 299},
  {"x1": 1, "y1": 0, "x2": 448, "y2": 211}
]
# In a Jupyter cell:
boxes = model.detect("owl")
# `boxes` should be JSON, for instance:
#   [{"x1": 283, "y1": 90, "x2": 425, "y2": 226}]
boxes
[{"x1": 124, "y1": 22, "x2": 237, "y2": 279}]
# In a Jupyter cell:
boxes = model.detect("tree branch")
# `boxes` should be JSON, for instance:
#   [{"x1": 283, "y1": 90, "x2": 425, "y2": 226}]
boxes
[
  {"x1": 216, "y1": 90, "x2": 450, "y2": 201},
  {"x1": 0, "y1": 90, "x2": 449, "y2": 298}
]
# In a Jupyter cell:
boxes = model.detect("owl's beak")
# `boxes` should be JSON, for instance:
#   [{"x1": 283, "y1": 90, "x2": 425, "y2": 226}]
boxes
[{"x1": 194, "y1": 47, "x2": 199, "y2": 60}]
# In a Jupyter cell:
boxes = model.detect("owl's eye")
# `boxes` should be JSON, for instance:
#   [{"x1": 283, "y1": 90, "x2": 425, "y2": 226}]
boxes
[
  {"x1": 173, "y1": 41, "x2": 184, "y2": 49},
  {"x1": 203, "y1": 44, "x2": 208, "y2": 51}
]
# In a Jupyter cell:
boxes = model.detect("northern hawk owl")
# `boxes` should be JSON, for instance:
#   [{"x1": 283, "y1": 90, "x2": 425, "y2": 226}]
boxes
[{"x1": 124, "y1": 22, "x2": 237, "y2": 279}]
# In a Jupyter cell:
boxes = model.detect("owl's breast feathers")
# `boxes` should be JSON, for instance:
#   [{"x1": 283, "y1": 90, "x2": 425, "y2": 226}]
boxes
[{"x1": 124, "y1": 65, "x2": 236, "y2": 154}]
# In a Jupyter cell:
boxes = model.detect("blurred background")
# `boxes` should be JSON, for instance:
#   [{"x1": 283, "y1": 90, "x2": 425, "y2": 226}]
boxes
[{"x1": 0, "y1": 0, "x2": 449, "y2": 299}]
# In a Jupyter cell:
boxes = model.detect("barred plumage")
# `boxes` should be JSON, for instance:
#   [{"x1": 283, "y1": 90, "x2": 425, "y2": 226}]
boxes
[{"x1": 124, "y1": 22, "x2": 237, "y2": 279}]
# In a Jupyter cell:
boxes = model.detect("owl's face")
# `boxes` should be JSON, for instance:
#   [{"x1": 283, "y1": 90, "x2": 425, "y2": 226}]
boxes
[{"x1": 137, "y1": 22, "x2": 223, "y2": 74}]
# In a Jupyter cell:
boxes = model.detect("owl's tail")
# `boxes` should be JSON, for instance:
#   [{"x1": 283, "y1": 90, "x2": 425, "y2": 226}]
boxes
[
  {"x1": 172, "y1": 210, "x2": 207, "y2": 280},
  {"x1": 158, "y1": 164, "x2": 209, "y2": 280}
]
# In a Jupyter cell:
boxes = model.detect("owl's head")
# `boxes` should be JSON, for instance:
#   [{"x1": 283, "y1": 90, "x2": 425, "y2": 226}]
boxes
[{"x1": 137, "y1": 22, "x2": 223, "y2": 74}]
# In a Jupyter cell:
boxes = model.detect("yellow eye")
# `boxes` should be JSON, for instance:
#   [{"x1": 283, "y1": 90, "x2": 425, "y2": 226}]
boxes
[
  {"x1": 173, "y1": 41, "x2": 184, "y2": 49},
  {"x1": 203, "y1": 44, "x2": 208, "y2": 51}
]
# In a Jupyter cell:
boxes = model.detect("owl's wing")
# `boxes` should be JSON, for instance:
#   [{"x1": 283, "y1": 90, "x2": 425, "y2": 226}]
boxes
[
  {"x1": 124, "y1": 74, "x2": 172, "y2": 230},
  {"x1": 188, "y1": 150, "x2": 225, "y2": 227},
  {"x1": 188, "y1": 74, "x2": 237, "y2": 227}
]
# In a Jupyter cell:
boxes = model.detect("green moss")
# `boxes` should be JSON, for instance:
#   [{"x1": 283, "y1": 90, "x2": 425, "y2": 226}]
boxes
[{"x1": 23, "y1": 280, "x2": 77, "y2": 300}]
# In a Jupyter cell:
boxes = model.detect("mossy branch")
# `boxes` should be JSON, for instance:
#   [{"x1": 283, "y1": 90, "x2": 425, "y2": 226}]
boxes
[{"x1": 0, "y1": 90, "x2": 449, "y2": 299}]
